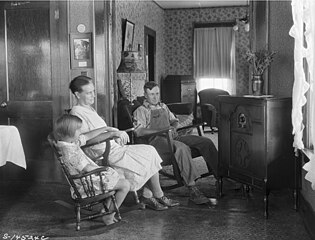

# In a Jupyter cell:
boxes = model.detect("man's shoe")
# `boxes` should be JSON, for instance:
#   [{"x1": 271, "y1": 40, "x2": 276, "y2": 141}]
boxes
[
  {"x1": 140, "y1": 196, "x2": 168, "y2": 211},
  {"x1": 157, "y1": 196, "x2": 180, "y2": 207},
  {"x1": 189, "y1": 186, "x2": 209, "y2": 205}
]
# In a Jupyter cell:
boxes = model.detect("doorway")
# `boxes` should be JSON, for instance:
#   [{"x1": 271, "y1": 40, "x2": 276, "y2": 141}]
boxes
[
  {"x1": 0, "y1": 1, "x2": 68, "y2": 181},
  {"x1": 144, "y1": 26, "x2": 156, "y2": 82}
]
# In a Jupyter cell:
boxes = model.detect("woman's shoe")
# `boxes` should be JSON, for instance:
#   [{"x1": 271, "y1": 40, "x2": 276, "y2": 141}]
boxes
[
  {"x1": 140, "y1": 196, "x2": 168, "y2": 211},
  {"x1": 156, "y1": 196, "x2": 180, "y2": 207}
]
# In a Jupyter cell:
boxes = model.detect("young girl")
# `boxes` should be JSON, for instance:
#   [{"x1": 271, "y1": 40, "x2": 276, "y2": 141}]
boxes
[{"x1": 54, "y1": 114, "x2": 130, "y2": 225}]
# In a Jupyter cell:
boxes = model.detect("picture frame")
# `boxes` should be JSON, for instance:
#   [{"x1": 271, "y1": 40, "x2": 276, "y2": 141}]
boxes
[
  {"x1": 70, "y1": 33, "x2": 93, "y2": 69},
  {"x1": 123, "y1": 20, "x2": 135, "y2": 51}
]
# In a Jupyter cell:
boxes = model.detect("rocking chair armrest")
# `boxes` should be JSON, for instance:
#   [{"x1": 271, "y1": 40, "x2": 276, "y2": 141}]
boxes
[
  {"x1": 83, "y1": 136, "x2": 112, "y2": 149},
  {"x1": 177, "y1": 122, "x2": 204, "y2": 131},
  {"x1": 136, "y1": 128, "x2": 172, "y2": 139},
  {"x1": 124, "y1": 127, "x2": 135, "y2": 133},
  {"x1": 201, "y1": 103, "x2": 216, "y2": 112},
  {"x1": 82, "y1": 127, "x2": 135, "y2": 148},
  {"x1": 177, "y1": 122, "x2": 205, "y2": 137},
  {"x1": 136, "y1": 128, "x2": 175, "y2": 153},
  {"x1": 70, "y1": 166, "x2": 110, "y2": 180}
]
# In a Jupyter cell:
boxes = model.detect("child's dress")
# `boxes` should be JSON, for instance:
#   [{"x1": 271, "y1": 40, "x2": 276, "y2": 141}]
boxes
[{"x1": 56, "y1": 135, "x2": 120, "y2": 199}]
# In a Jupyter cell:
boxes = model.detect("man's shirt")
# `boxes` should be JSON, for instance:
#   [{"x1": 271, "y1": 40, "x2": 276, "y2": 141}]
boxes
[{"x1": 133, "y1": 100, "x2": 179, "y2": 135}]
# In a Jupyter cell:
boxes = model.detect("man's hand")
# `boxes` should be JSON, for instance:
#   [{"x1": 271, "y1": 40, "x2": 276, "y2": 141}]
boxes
[
  {"x1": 170, "y1": 120, "x2": 179, "y2": 129},
  {"x1": 170, "y1": 126, "x2": 178, "y2": 139},
  {"x1": 114, "y1": 131, "x2": 130, "y2": 145}
]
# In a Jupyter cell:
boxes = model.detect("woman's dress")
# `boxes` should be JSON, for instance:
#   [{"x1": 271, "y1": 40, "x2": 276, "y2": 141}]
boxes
[{"x1": 70, "y1": 105, "x2": 162, "y2": 191}]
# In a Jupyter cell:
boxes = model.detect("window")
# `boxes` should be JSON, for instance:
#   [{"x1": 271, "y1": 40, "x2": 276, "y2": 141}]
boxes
[
  {"x1": 196, "y1": 77, "x2": 234, "y2": 99},
  {"x1": 193, "y1": 24, "x2": 236, "y2": 95},
  {"x1": 290, "y1": 0, "x2": 315, "y2": 189}
]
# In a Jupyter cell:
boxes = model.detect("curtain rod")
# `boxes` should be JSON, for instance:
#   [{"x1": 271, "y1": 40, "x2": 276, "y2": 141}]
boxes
[{"x1": 194, "y1": 21, "x2": 235, "y2": 28}]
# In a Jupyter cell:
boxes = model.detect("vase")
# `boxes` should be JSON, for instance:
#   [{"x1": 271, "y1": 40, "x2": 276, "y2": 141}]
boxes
[{"x1": 251, "y1": 74, "x2": 264, "y2": 96}]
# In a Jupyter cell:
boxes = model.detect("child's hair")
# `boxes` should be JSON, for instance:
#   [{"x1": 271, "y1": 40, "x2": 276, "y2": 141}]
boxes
[{"x1": 54, "y1": 114, "x2": 82, "y2": 140}]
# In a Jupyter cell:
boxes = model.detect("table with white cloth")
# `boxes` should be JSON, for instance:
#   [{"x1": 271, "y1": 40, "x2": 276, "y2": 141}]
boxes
[{"x1": 0, "y1": 125, "x2": 26, "y2": 169}]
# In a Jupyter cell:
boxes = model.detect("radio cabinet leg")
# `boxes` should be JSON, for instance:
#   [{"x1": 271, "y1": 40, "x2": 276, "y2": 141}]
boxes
[
  {"x1": 218, "y1": 177, "x2": 223, "y2": 198},
  {"x1": 264, "y1": 188, "x2": 270, "y2": 219}
]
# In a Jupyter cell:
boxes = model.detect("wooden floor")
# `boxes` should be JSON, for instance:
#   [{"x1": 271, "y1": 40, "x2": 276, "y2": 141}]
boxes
[
  {"x1": 0, "y1": 174, "x2": 311, "y2": 240},
  {"x1": 0, "y1": 132, "x2": 312, "y2": 240}
]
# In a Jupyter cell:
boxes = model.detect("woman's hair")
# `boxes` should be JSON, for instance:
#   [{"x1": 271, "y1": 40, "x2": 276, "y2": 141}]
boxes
[
  {"x1": 69, "y1": 75, "x2": 92, "y2": 94},
  {"x1": 54, "y1": 114, "x2": 82, "y2": 140}
]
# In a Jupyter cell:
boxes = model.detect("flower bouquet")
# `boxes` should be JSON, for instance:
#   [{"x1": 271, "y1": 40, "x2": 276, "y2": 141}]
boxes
[
  {"x1": 245, "y1": 48, "x2": 276, "y2": 75},
  {"x1": 245, "y1": 48, "x2": 276, "y2": 95}
]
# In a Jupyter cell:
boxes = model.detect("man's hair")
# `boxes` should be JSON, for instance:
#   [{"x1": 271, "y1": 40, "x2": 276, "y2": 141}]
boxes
[
  {"x1": 143, "y1": 81, "x2": 159, "y2": 91},
  {"x1": 54, "y1": 114, "x2": 82, "y2": 140},
  {"x1": 69, "y1": 75, "x2": 92, "y2": 94}
]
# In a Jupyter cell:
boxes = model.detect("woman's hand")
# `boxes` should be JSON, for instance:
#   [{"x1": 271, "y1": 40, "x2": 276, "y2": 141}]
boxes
[
  {"x1": 106, "y1": 127, "x2": 119, "y2": 132},
  {"x1": 82, "y1": 164, "x2": 99, "y2": 173},
  {"x1": 114, "y1": 131, "x2": 130, "y2": 146}
]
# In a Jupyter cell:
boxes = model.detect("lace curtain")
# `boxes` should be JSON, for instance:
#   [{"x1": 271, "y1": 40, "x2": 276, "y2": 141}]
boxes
[{"x1": 290, "y1": 0, "x2": 315, "y2": 189}]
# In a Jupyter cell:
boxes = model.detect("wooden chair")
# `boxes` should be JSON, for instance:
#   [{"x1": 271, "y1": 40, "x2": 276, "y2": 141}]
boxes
[
  {"x1": 117, "y1": 98, "x2": 211, "y2": 190},
  {"x1": 136, "y1": 128, "x2": 202, "y2": 190},
  {"x1": 64, "y1": 108, "x2": 142, "y2": 206},
  {"x1": 47, "y1": 133, "x2": 121, "y2": 231},
  {"x1": 198, "y1": 88, "x2": 230, "y2": 133}
]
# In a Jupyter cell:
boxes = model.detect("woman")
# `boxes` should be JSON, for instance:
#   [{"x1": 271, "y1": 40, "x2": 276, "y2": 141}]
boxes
[{"x1": 69, "y1": 75, "x2": 179, "y2": 211}]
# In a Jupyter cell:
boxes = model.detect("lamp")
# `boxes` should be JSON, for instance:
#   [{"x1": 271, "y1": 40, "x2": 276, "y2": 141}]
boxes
[
  {"x1": 233, "y1": 15, "x2": 250, "y2": 32},
  {"x1": 239, "y1": 15, "x2": 249, "y2": 24},
  {"x1": 240, "y1": 15, "x2": 250, "y2": 32},
  {"x1": 117, "y1": 51, "x2": 143, "y2": 73},
  {"x1": 117, "y1": 51, "x2": 145, "y2": 104},
  {"x1": 244, "y1": 22, "x2": 250, "y2": 32}
]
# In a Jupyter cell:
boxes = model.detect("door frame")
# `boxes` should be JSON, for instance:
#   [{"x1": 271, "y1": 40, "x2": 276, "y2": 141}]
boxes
[
  {"x1": 50, "y1": 1, "x2": 70, "y2": 123},
  {"x1": 144, "y1": 25, "x2": 156, "y2": 82},
  {"x1": 94, "y1": 0, "x2": 115, "y2": 126}
]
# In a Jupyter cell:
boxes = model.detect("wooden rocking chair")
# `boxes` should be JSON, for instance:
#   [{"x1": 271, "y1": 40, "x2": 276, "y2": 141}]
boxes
[
  {"x1": 47, "y1": 133, "x2": 121, "y2": 231},
  {"x1": 117, "y1": 98, "x2": 209, "y2": 190}
]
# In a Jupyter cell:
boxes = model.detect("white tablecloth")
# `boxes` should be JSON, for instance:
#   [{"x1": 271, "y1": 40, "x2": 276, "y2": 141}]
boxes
[{"x1": 0, "y1": 125, "x2": 26, "y2": 169}]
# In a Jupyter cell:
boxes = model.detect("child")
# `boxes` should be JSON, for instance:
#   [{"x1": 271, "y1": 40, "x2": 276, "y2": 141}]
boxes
[{"x1": 54, "y1": 114, "x2": 130, "y2": 225}]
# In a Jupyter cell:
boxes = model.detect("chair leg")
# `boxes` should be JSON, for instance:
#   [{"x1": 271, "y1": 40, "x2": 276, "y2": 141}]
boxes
[
  {"x1": 102, "y1": 198, "x2": 110, "y2": 212},
  {"x1": 133, "y1": 191, "x2": 140, "y2": 204},
  {"x1": 111, "y1": 195, "x2": 121, "y2": 221},
  {"x1": 75, "y1": 205, "x2": 81, "y2": 231},
  {"x1": 130, "y1": 191, "x2": 146, "y2": 210}
]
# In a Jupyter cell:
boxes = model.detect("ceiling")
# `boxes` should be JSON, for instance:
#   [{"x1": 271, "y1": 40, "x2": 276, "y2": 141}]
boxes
[{"x1": 153, "y1": 0, "x2": 248, "y2": 9}]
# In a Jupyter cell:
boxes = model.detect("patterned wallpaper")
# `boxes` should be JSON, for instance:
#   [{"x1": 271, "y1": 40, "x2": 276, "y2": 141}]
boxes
[
  {"x1": 115, "y1": 2, "x2": 250, "y2": 95},
  {"x1": 269, "y1": 1, "x2": 294, "y2": 97},
  {"x1": 164, "y1": 7, "x2": 250, "y2": 95},
  {"x1": 115, "y1": 0, "x2": 165, "y2": 84}
]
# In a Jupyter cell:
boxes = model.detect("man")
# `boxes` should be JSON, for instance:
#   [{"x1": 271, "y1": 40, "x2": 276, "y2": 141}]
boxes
[{"x1": 133, "y1": 81, "x2": 218, "y2": 205}]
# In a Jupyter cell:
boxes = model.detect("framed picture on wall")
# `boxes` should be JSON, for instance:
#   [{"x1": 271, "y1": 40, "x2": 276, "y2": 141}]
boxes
[
  {"x1": 70, "y1": 33, "x2": 93, "y2": 69},
  {"x1": 123, "y1": 20, "x2": 135, "y2": 51}
]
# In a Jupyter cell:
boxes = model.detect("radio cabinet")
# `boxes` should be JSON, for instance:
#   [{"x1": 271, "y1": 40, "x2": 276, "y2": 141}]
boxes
[{"x1": 218, "y1": 96, "x2": 299, "y2": 218}]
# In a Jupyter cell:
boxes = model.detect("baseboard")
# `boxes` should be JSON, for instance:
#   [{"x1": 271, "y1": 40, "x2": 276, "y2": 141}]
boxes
[{"x1": 300, "y1": 194, "x2": 315, "y2": 240}]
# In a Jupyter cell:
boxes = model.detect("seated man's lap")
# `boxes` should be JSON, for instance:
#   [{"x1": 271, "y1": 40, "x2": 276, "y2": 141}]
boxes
[
  {"x1": 177, "y1": 135, "x2": 218, "y2": 175},
  {"x1": 177, "y1": 135, "x2": 215, "y2": 149}
]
